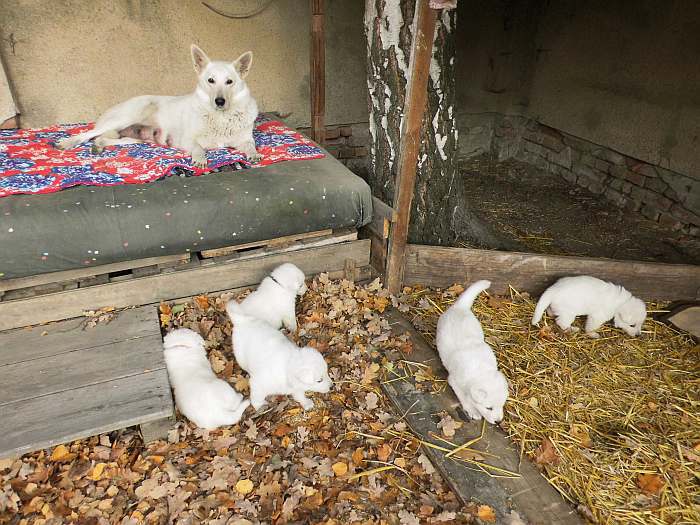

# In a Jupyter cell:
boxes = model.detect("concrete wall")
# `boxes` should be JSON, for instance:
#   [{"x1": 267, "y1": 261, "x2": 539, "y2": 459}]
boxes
[
  {"x1": 456, "y1": 0, "x2": 700, "y2": 177},
  {"x1": 0, "y1": 0, "x2": 368, "y2": 129}
]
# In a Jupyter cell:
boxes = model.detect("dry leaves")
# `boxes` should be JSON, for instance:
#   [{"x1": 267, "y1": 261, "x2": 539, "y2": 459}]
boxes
[
  {"x1": 477, "y1": 504, "x2": 497, "y2": 522},
  {"x1": 534, "y1": 437, "x2": 560, "y2": 466},
  {"x1": 637, "y1": 473, "x2": 665, "y2": 496}
]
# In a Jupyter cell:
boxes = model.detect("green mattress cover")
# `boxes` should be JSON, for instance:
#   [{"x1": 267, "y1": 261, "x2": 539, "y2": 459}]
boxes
[{"x1": 0, "y1": 154, "x2": 372, "y2": 280}]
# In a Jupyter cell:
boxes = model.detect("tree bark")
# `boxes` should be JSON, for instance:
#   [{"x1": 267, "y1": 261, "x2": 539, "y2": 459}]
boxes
[{"x1": 364, "y1": 0, "x2": 459, "y2": 245}]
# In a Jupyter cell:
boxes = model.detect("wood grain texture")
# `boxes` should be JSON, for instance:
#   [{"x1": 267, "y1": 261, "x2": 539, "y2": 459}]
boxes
[
  {"x1": 310, "y1": 0, "x2": 325, "y2": 144},
  {"x1": 404, "y1": 244, "x2": 700, "y2": 300},
  {"x1": 0, "y1": 370, "x2": 172, "y2": 459},
  {"x1": 0, "y1": 239, "x2": 370, "y2": 331},
  {"x1": 382, "y1": 309, "x2": 583, "y2": 525},
  {"x1": 385, "y1": 1, "x2": 438, "y2": 293},
  {"x1": 0, "y1": 306, "x2": 157, "y2": 367},
  {"x1": 200, "y1": 229, "x2": 333, "y2": 258}
]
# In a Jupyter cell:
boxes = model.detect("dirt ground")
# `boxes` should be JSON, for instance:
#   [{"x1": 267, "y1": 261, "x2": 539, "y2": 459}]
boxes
[{"x1": 459, "y1": 155, "x2": 700, "y2": 264}]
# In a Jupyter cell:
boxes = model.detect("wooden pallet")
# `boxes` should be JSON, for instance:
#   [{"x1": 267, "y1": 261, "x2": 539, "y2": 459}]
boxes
[
  {"x1": 0, "y1": 306, "x2": 173, "y2": 460},
  {"x1": 0, "y1": 230, "x2": 370, "y2": 331}
]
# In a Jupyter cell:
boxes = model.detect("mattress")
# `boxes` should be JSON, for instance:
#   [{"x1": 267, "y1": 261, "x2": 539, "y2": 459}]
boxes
[{"x1": 0, "y1": 153, "x2": 372, "y2": 280}]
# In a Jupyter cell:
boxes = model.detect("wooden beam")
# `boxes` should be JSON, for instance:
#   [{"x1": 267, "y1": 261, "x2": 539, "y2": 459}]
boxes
[
  {"x1": 385, "y1": 0, "x2": 438, "y2": 294},
  {"x1": 404, "y1": 244, "x2": 700, "y2": 301},
  {"x1": 0, "y1": 239, "x2": 370, "y2": 331},
  {"x1": 310, "y1": 0, "x2": 325, "y2": 144}
]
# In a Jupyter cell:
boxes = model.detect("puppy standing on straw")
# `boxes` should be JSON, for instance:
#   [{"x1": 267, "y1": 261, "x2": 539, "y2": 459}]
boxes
[{"x1": 436, "y1": 280, "x2": 509, "y2": 424}]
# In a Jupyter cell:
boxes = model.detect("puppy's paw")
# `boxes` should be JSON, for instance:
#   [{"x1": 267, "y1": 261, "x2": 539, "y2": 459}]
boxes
[
  {"x1": 246, "y1": 152, "x2": 262, "y2": 163},
  {"x1": 298, "y1": 397, "x2": 314, "y2": 410},
  {"x1": 565, "y1": 326, "x2": 580, "y2": 334},
  {"x1": 586, "y1": 331, "x2": 601, "y2": 339},
  {"x1": 91, "y1": 144, "x2": 104, "y2": 155}
]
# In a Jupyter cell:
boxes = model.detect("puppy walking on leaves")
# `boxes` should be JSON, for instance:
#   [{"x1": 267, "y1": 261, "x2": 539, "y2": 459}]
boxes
[
  {"x1": 163, "y1": 328, "x2": 250, "y2": 429},
  {"x1": 436, "y1": 280, "x2": 508, "y2": 424}
]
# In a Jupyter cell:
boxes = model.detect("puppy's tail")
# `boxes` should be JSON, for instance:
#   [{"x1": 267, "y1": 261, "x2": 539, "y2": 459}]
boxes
[
  {"x1": 453, "y1": 280, "x2": 491, "y2": 312},
  {"x1": 531, "y1": 288, "x2": 554, "y2": 325}
]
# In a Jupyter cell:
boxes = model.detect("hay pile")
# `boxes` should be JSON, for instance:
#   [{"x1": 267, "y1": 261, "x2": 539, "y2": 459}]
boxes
[{"x1": 402, "y1": 285, "x2": 700, "y2": 525}]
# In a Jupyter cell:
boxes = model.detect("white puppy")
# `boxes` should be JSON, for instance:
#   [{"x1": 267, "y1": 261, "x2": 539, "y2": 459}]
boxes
[
  {"x1": 226, "y1": 263, "x2": 307, "y2": 331},
  {"x1": 58, "y1": 45, "x2": 259, "y2": 167},
  {"x1": 436, "y1": 280, "x2": 508, "y2": 424},
  {"x1": 531, "y1": 276, "x2": 646, "y2": 338},
  {"x1": 228, "y1": 302, "x2": 332, "y2": 410},
  {"x1": 163, "y1": 328, "x2": 250, "y2": 429}
]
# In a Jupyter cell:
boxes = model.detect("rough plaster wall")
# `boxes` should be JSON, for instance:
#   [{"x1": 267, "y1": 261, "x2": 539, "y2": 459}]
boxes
[
  {"x1": 455, "y1": 0, "x2": 700, "y2": 176},
  {"x1": 0, "y1": 0, "x2": 368, "y2": 129}
]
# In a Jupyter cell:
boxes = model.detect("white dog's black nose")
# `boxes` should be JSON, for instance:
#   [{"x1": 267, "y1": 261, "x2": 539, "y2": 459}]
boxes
[{"x1": 215, "y1": 97, "x2": 226, "y2": 107}]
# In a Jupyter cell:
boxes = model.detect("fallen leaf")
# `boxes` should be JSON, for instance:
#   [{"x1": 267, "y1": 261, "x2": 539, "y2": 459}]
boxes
[
  {"x1": 534, "y1": 438, "x2": 560, "y2": 466},
  {"x1": 89, "y1": 463, "x2": 106, "y2": 481},
  {"x1": 194, "y1": 295, "x2": 209, "y2": 310},
  {"x1": 377, "y1": 443, "x2": 392, "y2": 462},
  {"x1": 637, "y1": 473, "x2": 664, "y2": 496},
  {"x1": 273, "y1": 424, "x2": 294, "y2": 437},
  {"x1": 417, "y1": 454, "x2": 435, "y2": 475},
  {"x1": 49, "y1": 444, "x2": 72, "y2": 462},
  {"x1": 477, "y1": 504, "x2": 497, "y2": 522},
  {"x1": 570, "y1": 424, "x2": 593, "y2": 448},
  {"x1": 352, "y1": 447, "x2": 365, "y2": 467},
  {"x1": 365, "y1": 391, "x2": 379, "y2": 410},
  {"x1": 236, "y1": 479, "x2": 254, "y2": 495},
  {"x1": 332, "y1": 462, "x2": 348, "y2": 476}
]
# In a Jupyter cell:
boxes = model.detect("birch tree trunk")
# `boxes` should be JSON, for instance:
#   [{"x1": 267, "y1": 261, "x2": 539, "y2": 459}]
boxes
[{"x1": 364, "y1": 0, "x2": 460, "y2": 245}]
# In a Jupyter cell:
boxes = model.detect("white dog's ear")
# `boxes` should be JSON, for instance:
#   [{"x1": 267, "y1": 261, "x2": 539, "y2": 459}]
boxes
[
  {"x1": 234, "y1": 51, "x2": 253, "y2": 78},
  {"x1": 470, "y1": 385, "x2": 488, "y2": 403},
  {"x1": 191, "y1": 44, "x2": 210, "y2": 74}
]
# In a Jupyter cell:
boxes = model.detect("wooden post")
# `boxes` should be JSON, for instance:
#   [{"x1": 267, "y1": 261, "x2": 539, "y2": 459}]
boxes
[
  {"x1": 310, "y1": 0, "x2": 325, "y2": 144},
  {"x1": 384, "y1": 0, "x2": 438, "y2": 294}
]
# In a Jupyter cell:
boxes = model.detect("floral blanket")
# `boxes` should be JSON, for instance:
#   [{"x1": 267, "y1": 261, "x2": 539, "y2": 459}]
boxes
[{"x1": 0, "y1": 117, "x2": 324, "y2": 197}]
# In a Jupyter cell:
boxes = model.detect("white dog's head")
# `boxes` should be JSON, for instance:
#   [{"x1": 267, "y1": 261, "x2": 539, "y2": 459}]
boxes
[
  {"x1": 191, "y1": 44, "x2": 253, "y2": 112},
  {"x1": 289, "y1": 347, "x2": 332, "y2": 394},
  {"x1": 163, "y1": 327, "x2": 206, "y2": 354},
  {"x1": 614, "y1": 296, "x2": 646, "y2": 336},
  {"x1": 469, "y1": 370, "x2": 509, "y2": 424},
  {"x1": 271, "y1": 263, "x2": 308, "y2": 295}
]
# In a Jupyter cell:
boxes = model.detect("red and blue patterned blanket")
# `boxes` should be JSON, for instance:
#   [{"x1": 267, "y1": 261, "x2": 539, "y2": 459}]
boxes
[{"x1": 0, "y1": 117, "x2": 324, "y2": 197}]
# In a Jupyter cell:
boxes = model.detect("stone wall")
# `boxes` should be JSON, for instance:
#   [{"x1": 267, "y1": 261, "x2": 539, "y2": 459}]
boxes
[
  {"x1": 298, "y1": 122, "x2": 370, "y2": 177},
  {"x1": 461, "y1": 114, "x2": 700, "y2": 237}
]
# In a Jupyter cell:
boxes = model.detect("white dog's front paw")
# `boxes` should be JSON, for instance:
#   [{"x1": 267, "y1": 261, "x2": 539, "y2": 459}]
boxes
[
  {"x1": 296, "y1": 396, "x2": 314, "y2": 410},
  {"x1": 192, "y1": 155, "x2": 208, "y2": 169},
  {"x1": 586, "y1": 331, "x2": 601, "y2": 339},
  {"x1": 56, "y1": 137, "x2": 77, "y2": 150},
  {"x1": 247, "y1": 152, "x2": 262, "y2": 163}
]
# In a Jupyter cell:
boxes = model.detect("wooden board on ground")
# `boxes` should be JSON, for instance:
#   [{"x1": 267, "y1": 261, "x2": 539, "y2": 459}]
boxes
[
  {"x1": 200, "y1": 228, "x2": 333, "y2": 259},
  {"x1": 0, "y1": 238, "x2": 369, "y2": 332},
  {"x1": 381, "y1": 309, "x2": 583, "y2": 525},
  {"x1": 0, "y1": 306, "x2": 173, "y2": 459},
  {"x1": 404, "y1": 244, "x2": 700, "y2": 301}
]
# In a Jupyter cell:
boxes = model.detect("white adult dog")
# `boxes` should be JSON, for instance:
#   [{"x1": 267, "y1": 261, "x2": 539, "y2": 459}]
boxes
[
  {"x1": 57, "y1": 45, "x2": 260, "y2": 167},
  {"x1": 163, "y1": 328, "x2": 250, "y2": 429},
  {"x1": 531, "y1": 275, "x2": 646, "y2": 338},
  {"x1": 228, "y1": 302, "x2": 332, "y2": 410},
  {"x1": 436, "y1": 280, "x2": 509, "y2": 424},
  {"x1": 226, "y1": 263, "x2": 307, "y2": 331}
]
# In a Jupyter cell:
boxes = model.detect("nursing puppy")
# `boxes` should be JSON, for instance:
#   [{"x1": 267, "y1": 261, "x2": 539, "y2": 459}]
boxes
[
  {"x1": 228, "y1": 302, "x2": 332, "y2": 410},
  {"x1": 227, "y1": 263, "x2": 307, "y2": 331},
  {"x1": 163, "y1": 328, "x2": 250, "y2": 429},
  {"x1": 58, "y1": 44, "x2": 259, "y2": 168},
  {"x1": 436, "y1": 280, "x2": 508, "y2": 424},
  {"x1": 531, "y1": 275, "x2": 646, "y2": 338}
]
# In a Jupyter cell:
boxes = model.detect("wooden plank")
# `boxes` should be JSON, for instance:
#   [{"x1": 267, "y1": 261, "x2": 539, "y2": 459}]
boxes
[
  {"x1": 233, "y1": 229, "x2": 357, "y2": 261},
  {"x1": 372, "y1": 196, "x2": 397, "y2": 223},
  {"x1": 382, "y1": 309, "x2": 583, "y2": 525},
  {"x1": 0, "y1": 253, "x2": 189, "y2": 293},
  {"x1": 310, "y1": 0, "x2": 325, "y2": 144},
  {"x1": 0, "y1": 306, "x2": 157, "y2": 366},
  {"x1": 200, "y1": 229, "x2": 333, "y2": 258},
  {"x1": 385, "y1": 1, "x2": 438, "y2": 294},
  {"x1": 0, "y1": 239, "x2": 370, "y2": 331},
  {"x1": 1, "y1": 333, "x2": 164, "y2": 406},
  {"x1": 404, "y1": 244, "x2": 700, "y2": 301},
  {"x1": 0, "y1": 369, "x2": 172, "y2": 459}
]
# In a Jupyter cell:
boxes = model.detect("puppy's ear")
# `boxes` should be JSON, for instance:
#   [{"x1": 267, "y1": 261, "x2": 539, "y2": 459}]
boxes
[
  {"x1": 191, "y1": 44, "x2": 210, "y2": 74},
  {"x1": 234, "y1": 51, "x2": 253, "y2": 78},
  {"x1": 470, "y1": 385, "x2": 488, "y2": 403}
]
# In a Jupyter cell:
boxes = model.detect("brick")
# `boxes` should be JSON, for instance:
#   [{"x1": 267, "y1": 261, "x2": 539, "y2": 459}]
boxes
[
  {"x1": 624, "y1": 199, "x2": 642, "y2": 212},
  {"x1": 594, "y1": 158, "x2": 611, "y2": 173},
  {"x1": 643, "y1": 177, "x2": 668, "y2": 194},
  {"x1": 609, "y1": 179, "x2": 623, "y2": 191},
  {"x1": 339, "y1": 126, "x2": 352, "y2": 137},
  {"x1": 645, "y1": 192, "x2": 673, "y2": 211},
  {"x1": 658, "y1": 213, "x2": 683, "y2": 230},
  {"x1": 580, "y1": 153, "x2": 596, "y2": 168},
  {"x1": 548, "y1": 146, "x2": 572, "y2": 169},
  {"x1": 573, "y1": 163, "x2": 595, "y2": 178},
  {"x1": 588, "y1": 181, "x2": 605, "y2": 194},
  {"x1": 621, "y1": 170, "x2": 646, "y2": 186},
  {"x1": 640, "y1": 204, "x2": 661, "y2": 221},
  {"x1": 592, "y1": 148, "x2": 625, "y2": 165},
  {"x1": 524, "y1": 139, "x2": 548, "y2": 157},
  {"x1": 353, "y1": 146, "x2": 369, "y2": 157},
  {"x1": 559, "y1": 169, "x2": 577, "y2": 184},
  {"x1": 325, "y1": 127, "x2": 341, "y2": 140},
  {"x1": 338, "y1": 146, "x2": 354, "y2": 159},
  {"x1": 609, "y1": 165, "x2": 627, "y2": 178},
  {"x1": 633, "y1": 163, "x2": 658, "y2": 178},
  {"x1": 604, "y1": 187, "x2": 625, "y2": 204},
  {"x1": 670, "y1": 204, "x2": 700, "y2": 226}
]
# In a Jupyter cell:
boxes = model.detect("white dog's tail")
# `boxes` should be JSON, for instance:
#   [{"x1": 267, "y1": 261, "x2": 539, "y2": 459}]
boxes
[
  {"x1": 531, "y1": 288, "x2": 554, "y2": 325},
  {"x1": 453, "y1": 280, "x2": 491, "y2": 312}
]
